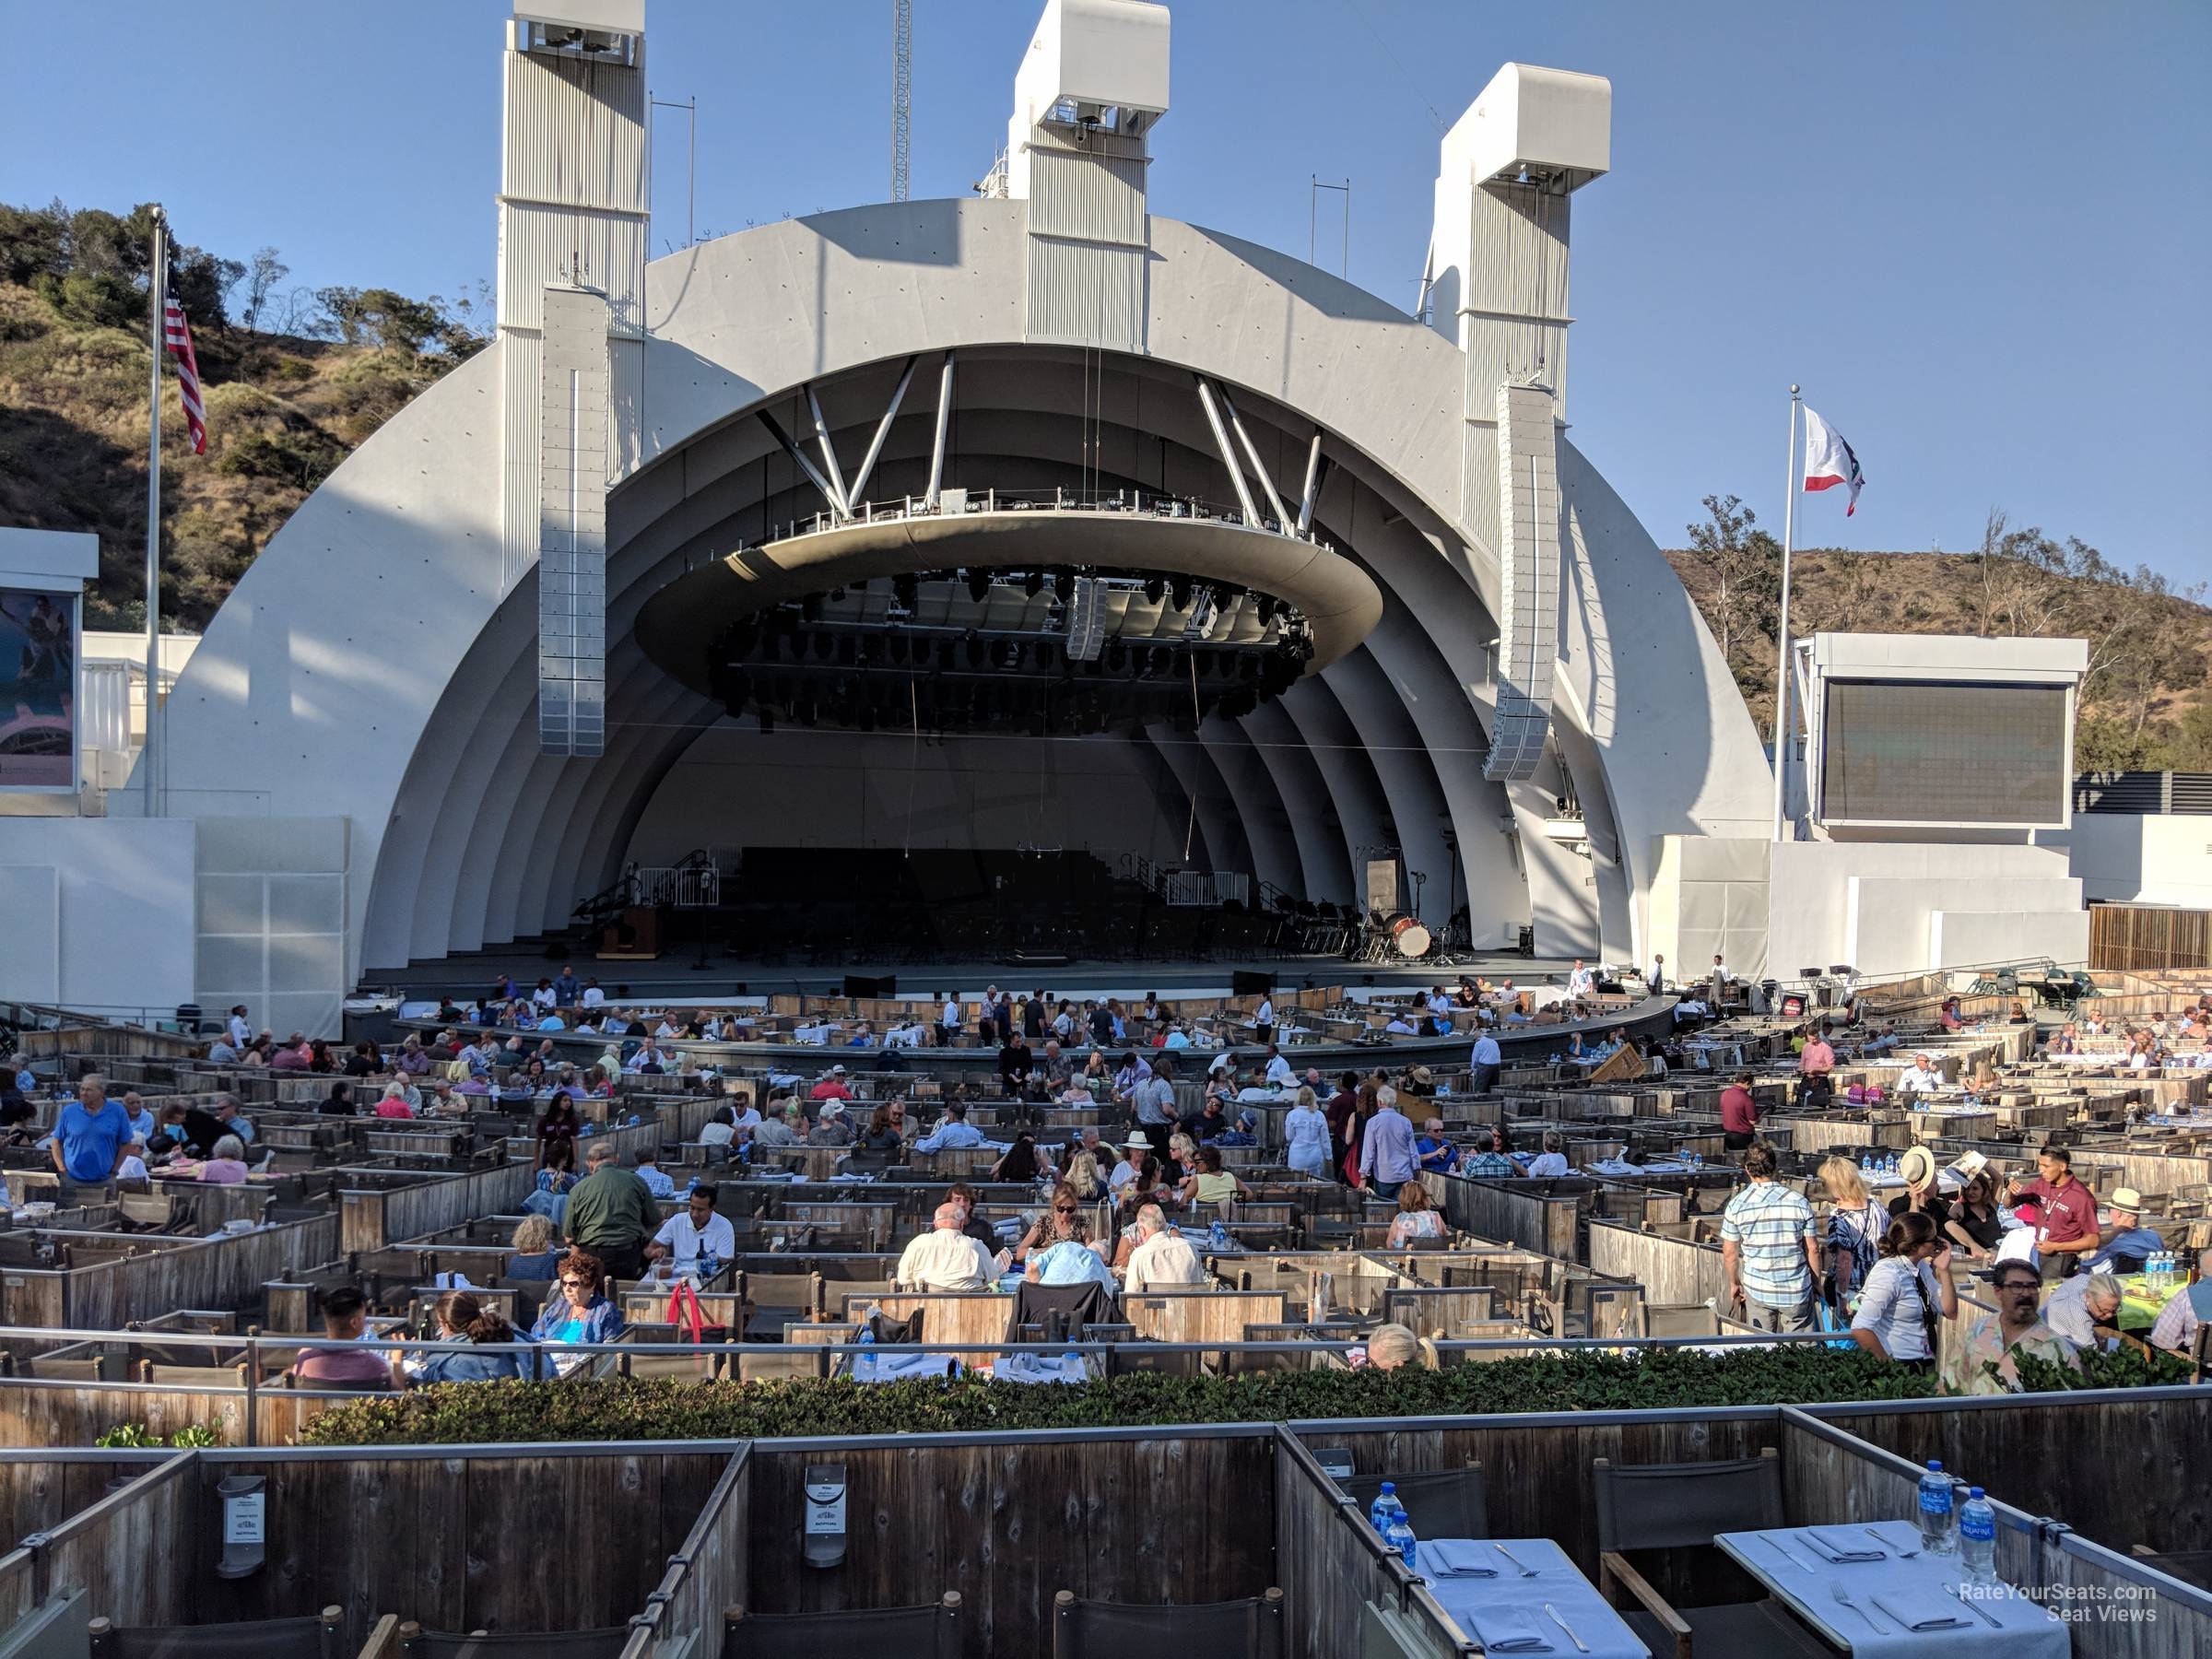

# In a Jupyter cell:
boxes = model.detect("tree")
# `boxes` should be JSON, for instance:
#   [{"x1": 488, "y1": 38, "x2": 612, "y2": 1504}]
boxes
[
  {"x1": 169, "y1": 243, "x2": 244, "y2": 329},
  {"x1": 312, "y1": 285, "x2": 369, "y2": 345},
  {"x1": 241, "y1": 247, "x2": 288, "y2": 334},
  {"x1": 1685, "y1": 494, "x2": 1781, "y2": 666}
]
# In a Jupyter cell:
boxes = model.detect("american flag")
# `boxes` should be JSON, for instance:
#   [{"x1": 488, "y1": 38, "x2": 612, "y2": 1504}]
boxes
[{"x1": 162, "y1": 296, "x2": 206, "y2": 454}]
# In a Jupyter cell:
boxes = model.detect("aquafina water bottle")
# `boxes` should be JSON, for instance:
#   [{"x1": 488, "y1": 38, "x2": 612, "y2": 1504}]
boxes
[
  {"x1": 1384, "y1": 1503, "x2": 1418, "y2": 1570},
  {"x1": 1369, "y1": 1480, "x2": 1402, "y2": 1535},
  {"x1": 1918, "y1": 1460, "x2": 1958, "y2": 1556},
  {"x1": 1959, "y1": 1487, "x2": 1997, "y2": 1584}
]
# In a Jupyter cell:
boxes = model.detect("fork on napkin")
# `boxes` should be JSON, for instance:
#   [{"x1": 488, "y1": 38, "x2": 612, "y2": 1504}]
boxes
[
  {"x1": 1868, "y1": 1590, "x2": 1973, "y2": 1631},
  {"x1": 1467, "y1": 1609, "x2": 1553, "y2": 1652},
  {"x1": 1426, "y1": 1540, "x2": 1500, "y2": 1577},
  {"x1": 1800, "y1": 1528, "x2": 1888, "y2": 1563}
]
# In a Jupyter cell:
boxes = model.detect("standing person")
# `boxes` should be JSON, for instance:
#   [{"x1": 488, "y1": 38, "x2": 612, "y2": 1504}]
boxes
[
  {"x1": 563, "y1": 1140, "x2": 659, "y2": 1280},
  {"x1": 1358, "y1": 1085, "x2": 1419, "y2": 1202},
  {"x1": 1819, "y1": 1156, "x2": 1883, "y2": 1307},
  {"x1": 1467, "y1": 1030, "x2": 1502, "y2": 1097},
  {"x1": 1324, "y1": 1072, "x2": 1359, "y2": 1187},
  {"x1": 1797, "y1": 1026, "x2": 1836, "y2": 1103},
  {"x1": 1849, "y1": 1212, "x2": 1958, "y2": 1372},
  {"x1": 51, "y1": 1078, "x2": 131, "y2": 1205},
  {"x1": 936, "y1": 991, "x2": 960, "y2": 1049},
  {"x1": 1720, "y1": 1143, "x2": 1823, "y2": 1332},
  {"x1": 1718, "y1": 1073, "x2": 1760, "y2": 1151},
  {"x1": 1253, "y1": 993, "x2": 1276, "y2": 1048},
  {"x1": 1282, "y1": 1086, "x2": 1331, "y2": 1179},
  {"x1": 2005, "y1": 1147, "x2": 2101, "y2": 1282}
]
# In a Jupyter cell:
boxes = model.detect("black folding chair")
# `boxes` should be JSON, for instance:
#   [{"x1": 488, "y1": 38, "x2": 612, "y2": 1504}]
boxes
[
  {"x1": 1051, "y1": 1588, "x2": 1284, "y2": 1659},
  {"x1": 1593, "y1": 1448, "x2": 1826, "y2": 1659},
  {"x1": 724, "y1": 1594, "x2": 961, "y2": 1659},
  {"x1": 90, "y1": 1612, "x2": 344, "y2": 1659},
  {"x1": 1340, "y1": 1461, "x2": 1489, "y2": 1541}
]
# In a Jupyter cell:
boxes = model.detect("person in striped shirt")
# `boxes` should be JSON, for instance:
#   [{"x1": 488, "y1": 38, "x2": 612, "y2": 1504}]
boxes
[{"x1": 1720, "y1": 1143, "x2": 1822, "y2": 1331}]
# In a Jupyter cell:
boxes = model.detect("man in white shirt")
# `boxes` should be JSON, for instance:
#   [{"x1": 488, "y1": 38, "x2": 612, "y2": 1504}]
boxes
[
  {"x1": 226, "y1": 1006, "x2": 253, "y2": 1049},
  {"x1": 914, "y1": 1101, "x2": 984, "y2": 1153},
  {"x1": 626, "y1": 1041, "x2": 667, "y2": 1074},
  {"x1": 648, "y1": 1184, "x2": 735, "y2": 1273},
  {"x1": 1567, "y1": 960, "x2": 1594, "y2": 998},
  {"x1": 895, "y1": 1203, "x2": 999, "y2": 1290},
  {"x1": 1262, "y1": 1045, "x2": 1296, "y2": 1090},
  {"x1": 1468, "y1": 1031, "x2": 1503, "y2": 1094},
  {"x1": 1895, "y1": 1053, "x2": 1944, "y2": 1095},
  {"x1": 1123, "y1": 1204, "x2": 1204, "y2": 1292},
  {"x1": 581, "y1": 980, "x2": 606, "y2": 1008},
  {"x1": 1109, "y1": 1132, "x2": 1151, "y2": 1191},
  {"x1": 1254, "y1": 996, "x2": 1276, "y2": 1044},
  {"x1": 1524, "y1": 1129, "x2": 1571, "y2": 1177}
]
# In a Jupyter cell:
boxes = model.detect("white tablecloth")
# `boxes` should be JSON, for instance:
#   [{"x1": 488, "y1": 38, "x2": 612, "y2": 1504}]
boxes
[
  {"x1": 1715, "y1": 1522, "x2": 2068, "y2": 1657},
  {"x1": 847, "y1": 1350, "x2": 958, "y2": 1383},
  {"x1": 994, "y1": 1352, "x2": 1089, "y2": 1385},
  {"x1": 1587, "y1": 1158, "x2": 1695, "y2": 1177},
  {"x1": 1416, "y1": 1536, "x2": 1649, "y2": 1657}
]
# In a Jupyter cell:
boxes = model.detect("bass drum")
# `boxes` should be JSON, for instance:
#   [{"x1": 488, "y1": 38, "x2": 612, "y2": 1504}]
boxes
[{"x1": 1389, "y1": 916, "x2": 1432, "y2": 959}]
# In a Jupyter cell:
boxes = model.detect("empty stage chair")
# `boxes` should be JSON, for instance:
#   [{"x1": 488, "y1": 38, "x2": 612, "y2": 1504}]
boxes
[
  {"x1": 722, "y1": 1594, "x2": 961, "y2": 1659},
  {"x1": 1340, "y1": 1461, "x2": 1488, "y2": 1540},
  {"x1": 1051, "y1": 1588, "x2": 1284, "y2": 1658},
  {"x1": 89, "y1": 1610, "x2": 346, "y2": 1659},
  {"x1": 1592, "y1": 1448, "x2": 1826, "y2": 1659}
]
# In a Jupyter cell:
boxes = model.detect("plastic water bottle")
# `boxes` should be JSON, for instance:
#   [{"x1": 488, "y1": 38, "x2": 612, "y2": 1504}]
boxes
[
  {"x1": 1860, "y1": 1153, "x2": 1875, "y2": 1176},
  {"x1": 1211, "y1": 1219, "x2": 1230, "y2": 1253},
  {"x1": 1959, "y1": 1488, "x2": 1997, "y2": 1584},
  {"x1": 1369, "y1": 1481, "x2": 1403, "y2": 1535},
  {"x1": 1918, "y1": 1460, "x2": 1958, "y2": 1556},
  {"x1": 1384, "y1": 1505, "x2": 1418, "y2": 1570}
]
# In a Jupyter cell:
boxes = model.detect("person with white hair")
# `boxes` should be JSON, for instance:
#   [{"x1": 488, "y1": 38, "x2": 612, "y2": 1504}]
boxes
[
  {"x1": 1122, "y1": 1203, "x2": 1203, "y2": 1292},
  {"x1": 1894, "y1": 1053, "x2": 1944, "y2": 1096},
  {"x1": 197, "y1": 1135, "x2": 251, "y2": 1184},
  {"x1": 894, "y1": 1203, "x2": 1000, "y2": 1291},
  {"x1": 1357, "y1": 1084, "x2": 1420, "y2": 1201},
  {"x1": 2042, "y1": 1272, "x2": 2126, "y2": 1350}
]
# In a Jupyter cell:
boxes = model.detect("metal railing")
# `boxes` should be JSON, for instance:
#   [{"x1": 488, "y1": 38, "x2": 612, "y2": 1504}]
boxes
[{"x1": 750, "y1": 486, "x2": 1329, "y2": 552}]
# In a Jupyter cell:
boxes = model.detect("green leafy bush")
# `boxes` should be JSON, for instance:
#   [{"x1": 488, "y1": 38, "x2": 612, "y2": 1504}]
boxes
[
  {"x1": 304, "y1": 1347, "x2": 1966, "y2": 1447},
  {"x1": 2007, "y1": 1343, "x2": 2191, "y2": 1393}
]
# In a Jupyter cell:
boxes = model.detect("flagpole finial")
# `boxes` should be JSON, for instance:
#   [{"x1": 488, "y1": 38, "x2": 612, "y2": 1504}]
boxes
[{"x1": 1789, "y1": 383, "x2": 1800, "y2": 396}]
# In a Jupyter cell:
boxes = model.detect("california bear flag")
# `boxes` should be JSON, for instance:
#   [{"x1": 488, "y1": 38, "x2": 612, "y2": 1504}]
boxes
[{"x1": 1802, "y1": 406, "x2": 1864, "y2": 515}]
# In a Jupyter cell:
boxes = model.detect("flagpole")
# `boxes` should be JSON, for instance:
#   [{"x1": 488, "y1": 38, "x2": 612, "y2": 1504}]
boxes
[
  {"x1": 145, "y1": 206, "x2": 166, "y2": 819},
  {"x1": 1769, "y1": 383, "x2": 1801, "y2": 842}
]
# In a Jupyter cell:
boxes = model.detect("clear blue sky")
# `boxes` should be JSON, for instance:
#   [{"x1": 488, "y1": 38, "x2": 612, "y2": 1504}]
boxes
[{"x1": 6, "y1": 1, "x2": 2207, "y2": 580}]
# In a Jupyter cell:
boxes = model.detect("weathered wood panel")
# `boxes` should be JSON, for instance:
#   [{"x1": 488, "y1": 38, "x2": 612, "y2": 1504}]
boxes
[
  {"x1": 35, "y1": 1451, "x2": 194, "y2": 1629},
  {"x1": 186, "y1": 1448, "x2": 732, "y2": 1647},
  {"x1": 2091, "y1": 904, "x2": 2212, "y2": 972},
  {"x1": 365, "y1": 1159, "x2": 539, "y2": 1252},
  {"x1": 745, "y1": 1429, "x2": 1277, "y2": 1658},
  {"x1": 0, "y1": 1382, "x2": 251, "y2": 1449},
  {"x1": 62, "y1": 1214, "x2": 341, "y2": 1330},
  {"x1": 0, "y1": 1450, "x2": 171, "y2": 1539},
  {"x1": 1437, "y1": 1174, "x2": 1585, "y2": 1260},
  {"x1": 1123, "y1": 1290, "x2": 1291, "y2": 1347},
  {"x1": 621, "y1": 1447, "x2": 749, "y2": 1659},
  {"x1": 1272, "y1": 1431, "x2": 1413, "y2": 1659},
  {"x1": 1584, "y1": 1217, "x2": 1729, "y2": 1309}
]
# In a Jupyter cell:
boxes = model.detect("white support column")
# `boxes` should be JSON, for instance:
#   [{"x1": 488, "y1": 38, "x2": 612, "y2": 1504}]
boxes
[
  {"x1": 1218, "y1": 387, "x2": 1291, "y2": 529},
  {"x1": 844, "y1": 356, "x2": 919, "y2": 508},
  {"x1": 924, "y1": 353, "x2": 956, "y2": 508},
  {"x1": 1295, "y1": 430, "x2": 1325, "y2": 535},
  {"x1": 805, "y1": 385, "x2": 853, "y2": 518},
  {"x1": 756, "y1": 408, "x2": 846, "y2": 517},
  {"x1": 1194, "y1": 378, "x2": 1261, "y2": 527}
]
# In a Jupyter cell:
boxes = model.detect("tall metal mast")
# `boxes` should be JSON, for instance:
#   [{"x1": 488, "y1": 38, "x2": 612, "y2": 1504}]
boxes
[{"x1": 892, "y1": 0, "x2": 912, "y2": 201}]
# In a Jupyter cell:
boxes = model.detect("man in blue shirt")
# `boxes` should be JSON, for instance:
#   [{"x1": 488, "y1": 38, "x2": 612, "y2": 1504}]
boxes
[
  {"x1": 1468, "y1": 1031, "x2": 1503, "y2": 1095},
  {"x1": 1415, "y1": 1117, "x2": 1459, "y2": 1176},
  {"x1": 553, "y1": 966, "x2": 581, "y2": 1007},
  {"x1": 52, "y1": 1079, "x2": 131, "y2": 1200},
  {"x1": 2081, "y1": 1188, "x2": 2162, "y2": 1276},
  {"x1": 914, "y1": 1101, "x2": 984, "y2": 1154}
]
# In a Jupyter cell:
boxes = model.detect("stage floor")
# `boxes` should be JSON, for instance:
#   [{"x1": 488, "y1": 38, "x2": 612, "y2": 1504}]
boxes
[{"x1": 363, "y1": 947, "x2": 1582, "y2": 1003}]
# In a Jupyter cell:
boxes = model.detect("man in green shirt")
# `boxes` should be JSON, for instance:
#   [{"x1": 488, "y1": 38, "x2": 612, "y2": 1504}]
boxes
[{"x1": 564, "y1": 1140, "x2": 659, "y2": 1280}]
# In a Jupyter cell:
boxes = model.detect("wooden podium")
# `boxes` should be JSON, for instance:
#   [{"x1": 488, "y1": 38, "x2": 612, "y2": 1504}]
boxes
[{"x1": 596, "y1": 905, "x2": 663, "y2": 960}]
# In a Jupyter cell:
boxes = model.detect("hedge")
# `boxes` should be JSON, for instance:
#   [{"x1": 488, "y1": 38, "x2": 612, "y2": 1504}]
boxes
[{"x1": 298, "y1": 1342, "x2": 2191, "y2": 1446}]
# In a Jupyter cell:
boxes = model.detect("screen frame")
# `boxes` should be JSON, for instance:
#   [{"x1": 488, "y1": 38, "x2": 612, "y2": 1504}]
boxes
[
  {"x1": 0, "y1": 583, "x2": 82, "y2": 796},
  {"x1": 1814, "y1": 676, "x2": 2075, "y2": 831}
]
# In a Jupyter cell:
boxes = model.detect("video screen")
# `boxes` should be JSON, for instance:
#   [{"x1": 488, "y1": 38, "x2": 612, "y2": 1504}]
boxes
[
  {"x1": 1820, "y1": 679, "x2": 2067, "y2": 826},
  {"x1": 0, "y1": 588, "x2": 76, "y2": 791}
]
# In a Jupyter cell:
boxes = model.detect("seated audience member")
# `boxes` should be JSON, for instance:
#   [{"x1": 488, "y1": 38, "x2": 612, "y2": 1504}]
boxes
[
  {"x1": 1524, "y1": 1129, "x2": 1571, "y2": 1177},
  {"x1": 856, "y1": 1103, "x2": 905, "y2": 1154},
  {"x1": 2081, "y1": 1188, "x2": 2163, "y2": 1276},
  {"x1": 1028, "y1": 1218, "x2": 1114, "y2": 1288},
  {"x1": 1362, "y1": 1322, "x2": 1438, "y2": 1371},
  {"x1": 914, "y1": 1100, "x2": 983, "y2": 1153},
  {"x1": 1178, "y1": 1144, "x2": 1252, "y2": 1210},
  {"x1": 373, "y1": 1080, "x2": 417, "y2": 1120},
  {"x1": 648, "y1": 1183, "x2": 735, "y2": 1274},
  {"x1": 634, "y1": 1149, "x2": 677, "y2": 1197},
  {"x1": 115, "y1": 1137, "x2": 151, "y2": 1185},
  {"x1": 1016, "y1": 1182, "x2": 1089, "y2": 1263},
  {"x1": 322, "y1": 1081, "x2": 359, "y2": 1117},
  {"x1": 2043, "y1": 1272, "x2": 2126, "y2": 1349},
  {"x1": 894, "y1": 1203, "x2": 1001, "y2": 1291},
  {"x1": 1415, "y1": 1118, "x2": 1458, "y2": 1176},
  {"x1": 751, "y1": 1102, "x2": 800, "y2": 1148},
  {"x1": 809, "y1": 1100, "x2": 855, "y2": 1147},
  {"x1": 809, "y1": 1065, "x2": 853, "y2": 1102},
  {"x1": 1063, "y1": 1148, "x2": 1104, "y2": 1201},
  {"x1": 506, "y1": 1214, "x2": 562, "y2": 1280},
  {"x1": 397, "y1": 1290, "x2": 523, "y2": 1387},
  {"x1": 290, "y1": 1287, "x2": 394, "y2": 1390},
  {"x1": 528, "y1": 1250, "x2": 626, "y2": 1347},
  {"x1": 698, "y1": 1104, "x2": 738, "y2": 1147},
  {"x1": 1943, "y1": 1171, "x2": 2006, "y2": 1260},
  {"x1": 198, "y1": 1135, "x2": 252, "y2": 1184},
  {"x1": 1385, "y1": 1182, "x2": 1446, "y2": 1248},
  {"x1": 2149, "y1": 1247, "x2": 2212, "y2": 1359},
  {"x1": 992, "y1": 1132, "x2": 1047, "y2": 1183},
  {"x1": 1461, "y1": 1124, "x2": 1520, "y2": 1179},
  {"x1": 1941, "y1": 1258, "x2": 2082, "y2": 1394},
  {"x1": 1122, "y1": 1203, "x2": 1204, "y2": 1292}
]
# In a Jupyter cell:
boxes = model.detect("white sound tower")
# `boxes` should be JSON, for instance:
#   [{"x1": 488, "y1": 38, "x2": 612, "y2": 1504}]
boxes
[{"x1": 498, "y1": 1, "x2": 648, "y2": 758}]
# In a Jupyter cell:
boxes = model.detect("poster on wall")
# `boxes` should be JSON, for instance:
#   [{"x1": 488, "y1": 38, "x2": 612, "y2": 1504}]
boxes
[{"x1": 0, "y1": 587, "x2": 77, "y2": 792}]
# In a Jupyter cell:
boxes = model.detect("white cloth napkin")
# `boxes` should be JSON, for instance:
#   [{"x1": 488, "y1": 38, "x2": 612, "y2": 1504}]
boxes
[
  {"x1": 1868, "y1": 1589, "x2": 1973, "y2": 1631},
  {"x1": 1427, "y1": 1539, "x2": 1499, "y2": 1577},
  {"x1": 1467, "y1": 1608, "x2": 1552, "y2": 1652},
  {"x1": 1802, "y1": 1527, "x2": 1886, "y2": 1563}
]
